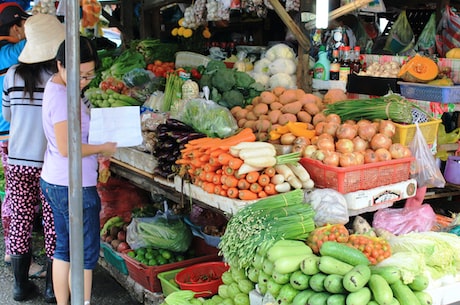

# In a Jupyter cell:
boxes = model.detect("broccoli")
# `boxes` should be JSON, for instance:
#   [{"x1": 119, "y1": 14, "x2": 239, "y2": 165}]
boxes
[
  {"x1": 234, "y1": 71, "x2": 255, "y2": 88},
  {"x1": 206, "y1": 60, "x2": 227, "y2": 73},
  {"x1": 211, "y1": 69, "x2": 236, "y2": 92},
  {"x1": 199, "y1": 74, "x2": 213, "y2": 90},
  {"x1": 221, "y1": 90, "x2": 245, "y2": 108},
  {"x1": 211, "y1": 87, "x2": 222, "y2": 103}
]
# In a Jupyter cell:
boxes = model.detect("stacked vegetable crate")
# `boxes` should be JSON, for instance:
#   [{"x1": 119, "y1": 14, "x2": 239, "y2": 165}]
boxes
[{"x1": 121, "y1": 237, "x2": 221, "y2": 292}]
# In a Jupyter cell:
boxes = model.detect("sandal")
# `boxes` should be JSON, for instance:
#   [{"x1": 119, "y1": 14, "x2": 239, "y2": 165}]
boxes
[{"x1": 29, "y1": 263, "x2": 47, "y2": 279}]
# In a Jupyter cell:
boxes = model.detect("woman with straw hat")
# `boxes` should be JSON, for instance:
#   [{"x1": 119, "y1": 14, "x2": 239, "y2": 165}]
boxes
[{"x1": 2, "y1": 13, "x2": 65, "y2": 302}]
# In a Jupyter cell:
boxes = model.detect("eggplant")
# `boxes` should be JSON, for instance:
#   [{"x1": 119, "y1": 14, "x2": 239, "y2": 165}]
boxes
[{"x1": 165, "y1": 118, "x2": 195, "y2": 132}]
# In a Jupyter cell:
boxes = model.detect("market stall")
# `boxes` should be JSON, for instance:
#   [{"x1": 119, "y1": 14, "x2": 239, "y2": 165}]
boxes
[{"x1": 29, "y1": 0, "x2": 460, "y2": 304}]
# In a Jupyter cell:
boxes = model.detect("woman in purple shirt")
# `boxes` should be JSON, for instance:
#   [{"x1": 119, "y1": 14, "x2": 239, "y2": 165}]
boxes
[{"x1": 40, "y1": 36, "x2": 117, "y2": 305}]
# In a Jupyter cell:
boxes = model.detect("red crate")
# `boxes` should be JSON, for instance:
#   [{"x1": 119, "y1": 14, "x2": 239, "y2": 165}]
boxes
[
  {"x1": 121, "y1": 238, "x2": 222, "y2": 292},
  {"x1": 299, "y1": 157, "x2": 414, "y2": 194}
]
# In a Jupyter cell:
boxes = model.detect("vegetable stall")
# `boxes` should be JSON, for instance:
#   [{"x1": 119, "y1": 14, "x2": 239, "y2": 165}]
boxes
[{"x1": 39, "y1": 1, "x2": 460, "y2": 305}]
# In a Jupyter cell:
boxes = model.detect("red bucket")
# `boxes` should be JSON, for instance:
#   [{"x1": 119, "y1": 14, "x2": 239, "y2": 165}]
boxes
[{"x1": 175, "y1": 262, "x2": 229, "y2": 298}]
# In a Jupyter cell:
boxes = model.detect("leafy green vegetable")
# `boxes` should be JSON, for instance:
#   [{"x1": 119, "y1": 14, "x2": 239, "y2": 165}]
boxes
[
  {"x1": 211, "y1": 69, "x2": 236, "y2": 92},
  {"x1": 199, "y1": 74, "x2": 212, "y2": 89},
  {"x1": 102, "y1": 49, "x2": 146, "y2": 80},
  {"x1": 122, "y1": 68, "x2": 154, "y2": 87},
  {"x1": 132, "y1": 39, "x2": 178, "y2": 63},
  {"x1": 205, "y1": 59, "x2": 227, "y2": 73},
  {"x1": 221, "y1": 90, "x2": 244, "y2": 108},
  {"x1": 234, "y1": 70, "x2": 255, "y2": 88}
]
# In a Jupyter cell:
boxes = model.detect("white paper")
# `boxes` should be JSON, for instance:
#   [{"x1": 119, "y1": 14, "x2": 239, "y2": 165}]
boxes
[{"x1": 89, "y1": 106, "x2": 142, "y2": 147}]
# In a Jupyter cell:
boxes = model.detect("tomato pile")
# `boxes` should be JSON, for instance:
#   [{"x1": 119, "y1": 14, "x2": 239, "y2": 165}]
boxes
[
  {"x1": 99, "y1": 76, "x2": 130, "y2": 94},
  {"x1": 146, "y1": 60, "x2": 175, "y2": 78},
  {"x1": 347, "y1": 234, "x2": 392, "y2": 265},
  {"x1": 306, "y1": 224, "x2": 350, "y2": 254}
]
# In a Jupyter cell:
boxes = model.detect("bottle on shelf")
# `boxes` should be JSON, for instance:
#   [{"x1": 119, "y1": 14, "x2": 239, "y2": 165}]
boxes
[
  {"x1": 313, "y1": 46, "x2": 330, "y2": 81},
  {"x1": 350, "y1": 46, "x2": 362, "y2": 74},
  {"x1": 339, "y1": 46, "x2": 351, "y2": 82},
  {"x1": 329, "y1": 49, "x2": 340, "y2": 81}
]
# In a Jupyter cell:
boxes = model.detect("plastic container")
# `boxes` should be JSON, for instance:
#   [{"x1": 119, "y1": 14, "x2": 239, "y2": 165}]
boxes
[
  {"x1": 398, "y1": 81, "x2": 460, "y2": 103},
  {"x1": 100, "y1": 242, "x2": 129, "y2": 275},
  {"x1": 175, "y1": 262, "x2": 229, "y2": 298},
  {"x1": 158, "y1": 268, "x2": 183, "y2": 296},
  {"x1": 392, "y1": 119, "x2": 442, "y2": 145},
  {"x1": 313, "y1": 47, "x2": 330, "y2": 81},
  {"x1": 299, "y1": 157, "x2": 414, "y2": 194},
  {"x1": 444, "y1": 155, "x2": 460, "y2": 185},
  {"x1": 122, "y1": 238, "x2": 221, "y2": 292}
]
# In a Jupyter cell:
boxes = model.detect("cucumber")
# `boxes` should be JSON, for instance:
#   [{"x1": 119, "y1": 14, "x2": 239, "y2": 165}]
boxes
[
  {"x1": 390, "y1": 297, "x2": 400, "y2": 305},
  {"x1": 262, "y1": 259, "x2": 275, "y2": 275},
  {"x1": 369, "y1": 266, "x2": 401, "y2": 284},
  {"x1": 390, "y1": 280, "x2": 421, "y2": 305},
  {"x1": 367, "y1": 301, "x2": 380, "y2": 305},
  {"x1": 346, "y1": 287, "x2": 371, "y2": 305},
  {"x1": 309, "y1": 272, "x2": 328, "y2": 292},
  {"x1": 272, "y1": 270, "x2": 291, "y2": 284},
  {"x1": 319, "y1": 241, "x2": 370, "y2": 266},
  {"x1": 408, "y1": 274, "x2": 429, "y2": 291},
  {"x1": 343, "y1": 264, "x2": 371, "y2": 293},
  {"x1": 292, "y1": 289, "x2": 315, "y2": 305},
  {"x1": 273, "y1": 254, "x2": 310, "y2": 274},
  {"x1": 308, "y1": 291, "x2": 330, "y2": 305},
  {"x1": 327, "y1": 294, "x2": 346, "y2": 305},
  {"x1": 318, "y1": 255, "x2": 354, "y2": 276},
  {"x1": 368, "y1": 274, "x2": 393, "y2": 305},
  {"x1": 324, "y1": 274, "x2": 346, "y2": 294},
  {"x1": 413, "y1": 291, "x2": 433, "y2": 305},
  {"x1": 267, "y1": 241, "x2": 312, "y2": 262},
  {"x1": 301, "y1": 254, "x2": 321, "y2": 275},
  {"x1": 290, "y1": 270, "x2": 310, "y2": 290}
]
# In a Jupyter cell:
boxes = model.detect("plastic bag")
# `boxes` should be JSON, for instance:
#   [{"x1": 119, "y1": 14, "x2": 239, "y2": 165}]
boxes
[
  {"x1": 384, "y1": 10, "x2": 415, "y2": 54},
  {"x1": 126, "y1": 208, "x2": 192, "y2": 252},
  {"x1": 436, "y1": 6, "x2": 460, "y2": 58},
  {"x1": 304, "y1": 188, "x2": 349, "y2": 226},
  {"x1": 122, "y1": 68, "x2": 164, "y2": 103},
  {"x1": 176, "y1": 87, "x2": 238, "y2": 138},
  {"x1": 409, "y1": 123, "x2": 446, "y2": 188},
  {"x1": 415, "y1": 13, "x2": 437, "y2": 55},
  {"x1": 372, "y1": 204, "x2": 437, "y2": 235}
]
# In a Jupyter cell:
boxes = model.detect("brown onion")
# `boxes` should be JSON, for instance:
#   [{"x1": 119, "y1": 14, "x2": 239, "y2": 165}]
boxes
[
  {"x1": 336, "y1": 123, "x2": 358, "y2": 140},
  {"x1": 336, "y1": 138, "x2": 354, "y2": 154},
  {"x1": 358, "y1": 123, "x2": 377, "y2": 141},
  {"x1": 379, "y1": 120, "x2": 397, "y2": 137},
  {"x1": 389, "y1": 143, "x2": 406, "y2": 159},
  {"x1": 370, "y1": 133, "x2": 392, "y2": 150},
  {"x1": 375, "y1": 148, "x2": 392, "y2": 161},
  {"x1": 322, "y1": 122, "x2": 340, "y2": 137},
  {"x1": 339, "y1": 152, "x2": 360, "y2": 167},
  {"x1": 323, "y1": 151, "x2": 340, "y2": 166},
  {"x1": 315, "y1": 121, "x2": 326, "y2": 135},
  {"x1": 325, "y1": 113, "x2": 341, "y2": 124},
  {"x1": 352, "y1": 136, "x2": 369, "y2": 152},
  {"x1": 364, "y1": 149, "x2": 378, "y2": 163},
  {"x1": 317, "y1": 138, "x2": 335, "y2": 151}
]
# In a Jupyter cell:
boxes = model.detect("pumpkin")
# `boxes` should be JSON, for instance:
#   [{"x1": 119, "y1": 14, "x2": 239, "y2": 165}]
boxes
[
  {"x1": 322, "y1": 89, "x2": 348, "y2": 104},
  {"x1": 397, "y1": 54, "x2": 439, "y2": 83},
  {"x1": 446, "y1": 48, "x2": 460, "y2": 59}
]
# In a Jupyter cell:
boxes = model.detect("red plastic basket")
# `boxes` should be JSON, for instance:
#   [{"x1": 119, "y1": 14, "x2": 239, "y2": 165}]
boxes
[
  {"x1": 175, "y1": 262, "x2": 229, "y2": 298},
  {"x1": 121, "y1": 238, "x2": 222, "y2": 292},
  {"x1": 300, "y1": 157, "x2": 414, "y2": 194}
]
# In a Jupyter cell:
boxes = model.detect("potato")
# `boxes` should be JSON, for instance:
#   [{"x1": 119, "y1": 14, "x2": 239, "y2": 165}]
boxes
[{"x1": 352, "y1": 216, "x2": 376, "y2": 237}]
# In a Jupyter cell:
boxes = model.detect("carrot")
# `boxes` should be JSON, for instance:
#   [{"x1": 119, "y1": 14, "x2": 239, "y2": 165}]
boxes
[
  {"x1": 210, "y1": 148, "x2": 227, "y2": 158},
  {"x1": 205, "y1": 172, "x2": 215, "y2": 183},
  {"x1": 190, "y1": 158, "x2": 204, "y2": 168},
  {"x1": 227, "y1": 187, "x2": 239, "y2": 198},
  {"x1": 224, "y1": 166, "x2": 235, "y2": 176},
  {"x1": 203, "y1": 182, "x2": 214, "y2": 193},
  {"x1": 198, "y1": 170, "x2": 206, "y2": 181},
  {"x1": 212, "y1": 174, "x2": 222, "y2": 185},
  {"x1": 218, "y1": 153, "x2": 234, "y2": 165},
  {"x1": 238, "y1": 190, "x2": 258, "y2": 200},
  {"x1": 257, "y1": 174, "x2": 270, "y2": 187},
  {"x1": 228, "y1": 157, "x2": 244, "y2": 170},
  {"x1": 246, "y1": 171, "x2": 260, "y2": 184},
  {"x1": 220, "y1": 174, "x2": 228, "y2": 186},
  {"x1": 199, "y1": 154, "x2": 210, "y2": 163},
  {"x1": 250, "y1": 183, "x2": 262, "y2": 193},
  {"x1": 258, "y1": 191, "x2": 268, "y2": 198},
  {"x1": 218, "y1": 128, "x2": 256, "y2": 149},
  {"x1": 225, "y1": 175, "x2": 238, "y2": 188},
  {"x1": 203, "y1": 163, "x2": 219, "y2": 173},
  {"x1": 233, "y1": 171, "x2": 246, "y2": 179},
  {"x1": 214, "y1": 185, "x2": 223, "y2": 195},
  {"x1": 208, "y1": 156, "x2": 219, "y2": 166},
  {"x1": 264, "y1": 167, "x2": 276, "y2": 177},
  {"x1": 264, "y1": 183, "x2": 278, "y2": 195},
  {"x1": 237, "y1": 179, "x2": 250, "y2": 190}
]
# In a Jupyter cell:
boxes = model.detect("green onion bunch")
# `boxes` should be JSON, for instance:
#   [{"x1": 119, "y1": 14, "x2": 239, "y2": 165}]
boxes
[{"x1": 219, "y1": 189, "x2": 315, "y2": 269}]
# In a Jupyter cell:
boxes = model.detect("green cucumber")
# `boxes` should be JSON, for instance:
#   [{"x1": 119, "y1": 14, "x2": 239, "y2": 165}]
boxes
[
  {"x1": 408, "y1": 274, "x2": 429, "y2": 291},
  {"x1": 414, "y1": 291, "x2": 433, "y2": 305},
  {"x1": 368, "y1": 274, "x2": 393, "y2": 305},
  {"x1": 369, "y1": 266, "x2": 401, "y2": 284},
  {"x1": 327, "y1": 294, "x2": 346, "y2": 305},
  {"x1": 343, "y1": 264, "x2": 371, "y2": 293},
  {"x1": 367, "y1": 301, "x2": 379, "y2": 305},
  {"x1": 273, "y1": 254, "x2": 309, "y2": 274},
  {"x1": 300, "y1": 254, "x2": 321, "y2": 275},
  {"x1": 308, "y1": 291, "x2": 331, "y2": 305},
  {"x1": 324, "y1": 274, "x2": 346, "y2": 294},
  {"x1": 319, "y1": 241, "x2": 370, "y2": 266},
  {"x1": 290, "y1": 270, "x2": 310, "y2": 290},
  {"x1": 292, "y1": 289, "x2": 315, "y2": 305},
  {"x1": 346, "y1": 287, "x2": 371, "y2": 305},
  {"x1": 390, "y1": 280, "x2": 421, "y2": 305},
  {"x1": 267, "y1": 241, "x2": 312, "y2": 263},
  {"x1": 318, "y1": 255, "x2": 354, "y2": 276},
  {"x1": 309, "y1": 272, "x2": 328, "y2": 292},
  {"x1": 272, "y1": 270, "x2": 291, "y2": 285}
]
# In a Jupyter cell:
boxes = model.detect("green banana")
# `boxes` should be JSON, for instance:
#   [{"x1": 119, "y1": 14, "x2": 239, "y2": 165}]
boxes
[{"x1": 100, "y1": 216, "x2": 124, "y2": 236}]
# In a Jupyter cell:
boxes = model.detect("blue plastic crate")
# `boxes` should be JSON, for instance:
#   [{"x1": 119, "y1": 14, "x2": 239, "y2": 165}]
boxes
[
  {"x1": 101, "y1": 242, "x2": 129, "y2": 275},
  {"x1": 399, "y1": 81, "x2": 460, "y2": 103}
]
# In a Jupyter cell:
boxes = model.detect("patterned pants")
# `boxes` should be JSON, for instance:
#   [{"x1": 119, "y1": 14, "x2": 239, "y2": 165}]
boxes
[
  {"x1": 0, "y1": 142, "x2": 11, "y2": 256},
  {"x1": 7, "y1": 164, "x2": 56, "y2": 258}
]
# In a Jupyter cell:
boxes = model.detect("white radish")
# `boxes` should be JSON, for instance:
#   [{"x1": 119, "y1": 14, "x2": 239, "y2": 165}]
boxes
[
  {"x1": 238, "y1": 147, "x2": 276, "y2": 160},
  {"x1": 237, "y1": 163, "x2": 264, "y2": 175},
  {"x1": 243, "y1": 156, "x2": 277, "y2": 168},
  {"x1": 271, "y1": 174, "x2": 285, "y2": 185},
  {"x1": 287, "y1": 162, "x2": 310, "y2": 182},
  {"x1": 287, "y1": 175, "x2": 303, "y2": 189},
  {"x1": 275, "y1": 182, "x2": 291, "y2": 193},
  {"x1": 274, "y1": 164, "x2": 295, "y2": 180}
]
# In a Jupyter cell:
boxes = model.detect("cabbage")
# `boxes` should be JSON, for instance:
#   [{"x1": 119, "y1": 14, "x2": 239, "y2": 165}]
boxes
[{"x1": 376, "y1": 252, "x2": 426, "y2": 284}]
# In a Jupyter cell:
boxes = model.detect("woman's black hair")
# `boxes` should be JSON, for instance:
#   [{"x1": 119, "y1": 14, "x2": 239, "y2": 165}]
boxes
[
  {"x1": 56, "y1": 36, "x2": 100, "y2": 70},
  {"x1": 0, "y1": 19, "x2": 22, "y2": 36},
  {"x1": 15, "y1": 60, "x2": 57, "y2": 99}
]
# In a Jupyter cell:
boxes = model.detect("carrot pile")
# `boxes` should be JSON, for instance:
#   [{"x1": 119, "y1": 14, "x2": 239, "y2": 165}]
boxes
[
  {"x1": 176, "y1": 128, "x2": 280, "y2": 200},
  {"x1": 81, "y1": 0, "x2": 102, "y2": 28}
]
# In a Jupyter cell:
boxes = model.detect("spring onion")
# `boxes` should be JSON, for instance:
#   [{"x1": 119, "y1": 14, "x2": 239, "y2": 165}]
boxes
[
  {"x1": 276, "y1": 151, "x2": 301, "y2": 165},
  {"x1": 219, "y1": 189, "x2": 315, "y2": 269},
  {"x1": 323, "y1": 93, "x2": 416, "y2": 123}
]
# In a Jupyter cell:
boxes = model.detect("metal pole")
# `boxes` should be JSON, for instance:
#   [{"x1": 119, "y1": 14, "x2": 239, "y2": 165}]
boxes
[{"x1": 66, "y1": 1, "x2": 85, "y2": 304}]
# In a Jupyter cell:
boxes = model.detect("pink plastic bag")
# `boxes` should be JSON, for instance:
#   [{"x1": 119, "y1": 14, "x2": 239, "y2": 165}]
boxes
[{"x1": 372, "y1": 204, "x2": 436, "y2": 235}]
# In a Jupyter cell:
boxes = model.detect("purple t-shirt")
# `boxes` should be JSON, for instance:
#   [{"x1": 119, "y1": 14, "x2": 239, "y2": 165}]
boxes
[{"x1": 41, "y1": 78, "x2": 98, "y2": 187}]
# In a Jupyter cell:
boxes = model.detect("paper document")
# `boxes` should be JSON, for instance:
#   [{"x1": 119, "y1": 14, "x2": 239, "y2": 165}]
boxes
[{"x1": 89, "y1": 106, "x2": 142, "y2": 147}]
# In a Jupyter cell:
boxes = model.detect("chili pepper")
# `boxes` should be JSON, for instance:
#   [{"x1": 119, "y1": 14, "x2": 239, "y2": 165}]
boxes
[{"x1": 191, "y1": 68, "x2": 202, "y2": 80}]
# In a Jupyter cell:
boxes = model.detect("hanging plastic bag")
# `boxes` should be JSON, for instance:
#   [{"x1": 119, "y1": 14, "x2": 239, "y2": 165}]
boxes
[
  {"x1": 436, "y1": 6, "x2": 460, "y2": 58},
  {"x1": 409, "y1": 123, "x2": 446, "y2": 188},
  {"x1": 415, "y1": 13, "x2": 437, "y2": 55},
  {"x1": 384, "y1": 10, "x2": 415, "y2": 54}
]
